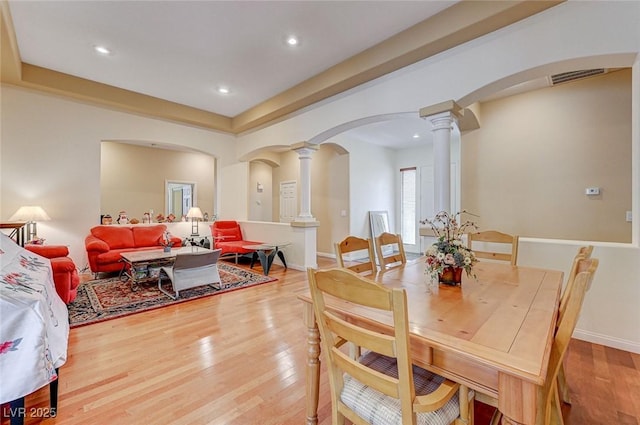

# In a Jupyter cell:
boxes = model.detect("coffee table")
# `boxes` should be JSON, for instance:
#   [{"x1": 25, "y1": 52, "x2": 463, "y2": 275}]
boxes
[
  {"x1": 120, "y1": 246, "x2": 213, "y2": 290},
  {"x1": 242, "y1": 242, "x2": 290, "y2": 276}
]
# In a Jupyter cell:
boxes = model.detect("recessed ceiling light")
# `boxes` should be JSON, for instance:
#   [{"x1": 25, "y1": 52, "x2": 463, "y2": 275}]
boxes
[
  {"x1": 94, "y1": 45, "x2": 112, "y2": 55},
  {"x1": 217, "y1": 86, "x2": 230, "y2": 95},
  {"x1": 286, "y1": 36, "x2": 299, "y2": 46},
  {"x1": 413, "y1": 133, "x2": 420, "y2": 139}
]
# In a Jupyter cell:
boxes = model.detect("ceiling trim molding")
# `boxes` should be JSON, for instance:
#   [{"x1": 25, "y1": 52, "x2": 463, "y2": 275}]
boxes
[
  {"x1": 1, "y1": 1, "x2": 22, "y2": 82},
  {"x1": 19, "y1": 64, "x2": 233, "y2": 131},
  {"x1": 1, "y1": 0, "x2": 563, "y2": 135}
]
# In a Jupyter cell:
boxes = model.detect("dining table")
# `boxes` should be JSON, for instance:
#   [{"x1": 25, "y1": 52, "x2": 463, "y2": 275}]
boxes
[{"x1": 298, "y1": 258, "x2": 564, "y2": 425}]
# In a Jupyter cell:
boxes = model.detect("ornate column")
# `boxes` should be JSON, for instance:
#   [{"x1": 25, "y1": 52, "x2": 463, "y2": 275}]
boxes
[
  {"x1": 291, "y1": 142, "x2": 319, "y2": 222},
  {"x1": 420, "y1": 101, "x2": 462, "y2": 215}
]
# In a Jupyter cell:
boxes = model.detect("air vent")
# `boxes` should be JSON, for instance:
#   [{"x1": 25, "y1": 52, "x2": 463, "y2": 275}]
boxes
[{"x1": 551, "y1": 69, "x2": 606, "y2": 85}]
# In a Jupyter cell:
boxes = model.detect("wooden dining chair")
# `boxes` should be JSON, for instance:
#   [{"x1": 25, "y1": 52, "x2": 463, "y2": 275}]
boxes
[
  {"x1": 307, "y1": 267, "x2": 474, "y2": 425},
  {"x1": 334, "y1": 236, "x2": 377, "y2": 275},
  {"x1": 483, "y1": 257, "x2": 598, "y2": 425},
  {"x1": 467, "y1": 230, "x2": 519, "y2": 266},
  {"x1": 375, "y1": 232, "x2": 407, "y2": 271},
  {"x1": 556, "y1": 245, "x2": 594, "y2": 404}
]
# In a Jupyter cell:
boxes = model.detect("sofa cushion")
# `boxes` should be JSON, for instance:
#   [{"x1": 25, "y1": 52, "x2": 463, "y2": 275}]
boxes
[
  {"x1": 214, "y1": 226, "x2": 242, "y2": 241},
  {"x1": 132, "y1": 225, "x2": 167, "y2": 248},
  {"x1": 91, "y1": 225, "x2": 135, "y2": 249}
]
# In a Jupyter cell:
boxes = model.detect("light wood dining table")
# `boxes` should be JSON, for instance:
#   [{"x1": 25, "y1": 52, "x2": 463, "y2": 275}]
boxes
[{"x1": 298, "y1": 259, "x2": 563, "y2": 425}]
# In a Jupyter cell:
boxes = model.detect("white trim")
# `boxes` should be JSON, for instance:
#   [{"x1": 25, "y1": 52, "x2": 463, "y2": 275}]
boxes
[{"x1": 573, "y1": 329, "x2": 640, "y2": 354}]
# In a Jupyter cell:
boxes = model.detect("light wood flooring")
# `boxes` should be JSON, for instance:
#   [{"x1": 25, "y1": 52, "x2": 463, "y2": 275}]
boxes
[{"x1": 2, "y1": 257, "x2": 639, "y2": 425}]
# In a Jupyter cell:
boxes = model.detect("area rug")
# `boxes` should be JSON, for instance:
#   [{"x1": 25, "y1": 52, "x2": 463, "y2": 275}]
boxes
[{"x1": 68, "y1": 263, "x2": 277, "y2": 327}]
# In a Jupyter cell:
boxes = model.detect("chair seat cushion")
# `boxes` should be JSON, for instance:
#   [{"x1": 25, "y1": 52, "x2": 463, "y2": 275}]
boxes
[{"x1": 341, "y1": 352, "x2": 461, "y2": 425}]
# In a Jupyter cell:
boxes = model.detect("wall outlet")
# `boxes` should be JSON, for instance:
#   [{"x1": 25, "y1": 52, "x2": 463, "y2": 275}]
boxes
[
  {"x1": 626, "y1": 211, "x2": 632, "y2": 222},
  {"x1": 585, "y1": 187, "x2": 600, "y2": 196}
]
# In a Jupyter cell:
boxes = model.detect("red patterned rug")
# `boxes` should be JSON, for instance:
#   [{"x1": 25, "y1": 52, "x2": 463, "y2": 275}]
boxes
[{"x1": 68, "y1": 263, "x2": 277, "y2": 327}]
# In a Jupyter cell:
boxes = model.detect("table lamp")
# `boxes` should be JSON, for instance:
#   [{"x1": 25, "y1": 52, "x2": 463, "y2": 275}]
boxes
[
  {"x1": 186, "y1": 207, "x2": 203, "y2": 236},
  {"x1": 9, "y1": 205, "x2": 51, "y2": 242}
]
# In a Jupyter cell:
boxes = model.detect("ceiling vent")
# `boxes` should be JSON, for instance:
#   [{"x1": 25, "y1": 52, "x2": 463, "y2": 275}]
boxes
[{"x1": 550, "y1": 69, "x2": 606, "y2": 85}]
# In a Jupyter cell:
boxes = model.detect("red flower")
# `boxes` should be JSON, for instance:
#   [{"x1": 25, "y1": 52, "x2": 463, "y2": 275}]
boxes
[{"x1": 0, "y1": 340, "x2": 15, "y2": 354}]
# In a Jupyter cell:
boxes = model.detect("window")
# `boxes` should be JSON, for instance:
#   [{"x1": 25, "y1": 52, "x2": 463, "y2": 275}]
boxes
[{"x1": 400, "y1": 168, "x2": 416, "y2": 245}]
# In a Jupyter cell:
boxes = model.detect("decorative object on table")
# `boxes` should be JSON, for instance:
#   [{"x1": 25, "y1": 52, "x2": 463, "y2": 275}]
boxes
[
  {"x1": 101, "y1": 214, "x2": 112, "y2": 225},
  {"x1": 129, "y1": 218, "x2": 140, "y2": 224},
  {"x1": 8, "y1": 205, "x2": 51, "y2": 243},
  {"x1": 421, "y1": 210, "x2": 478, "y2": 287},
  {"x1": 155, "y1": 213, "x2": 166, "y2": 223},
  {"x1": 160, "y1": 231, "x2": 173, "y2": 252},
  {"x1": 166, "y1": 213, "x2": 176, "y2": 223},
  {"x1": 116, "y1": 210, "x2": 129, "y2": 224},
  {"x1": 186, "y1": 207, "x2": 204, "y2": 236},
  {"x1": 203, "y1": 212, "x2": 209, "y2": 222},
  {"x1": 142, "y1": 212, "x2": 151, "y2": 223}
]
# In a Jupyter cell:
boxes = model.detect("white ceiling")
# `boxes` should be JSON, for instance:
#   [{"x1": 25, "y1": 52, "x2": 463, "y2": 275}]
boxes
[
  {"x1": 6, "y1": 1, "x2": 548, "y2": 150},
  {"x1": 8, "y1": 0, "x2": 454, "y2": 117}
]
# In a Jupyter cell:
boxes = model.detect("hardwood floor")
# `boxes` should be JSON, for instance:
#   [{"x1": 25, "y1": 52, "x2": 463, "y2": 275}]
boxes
[{"x1": 3, "y1": 256, "x2": 639, "y2": 425}]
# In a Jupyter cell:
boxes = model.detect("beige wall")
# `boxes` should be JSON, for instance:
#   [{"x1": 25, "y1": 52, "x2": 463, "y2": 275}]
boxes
[
  {"x1": 462, "y1": 69, "x2": 632, "y2": 242},
  {"x1": 271, "y1": 150, "x2": 299, "y2": 221},
  {"x1": 248, "y1": 161, "x2": 273, "y2": 222},
  {"x1": 101, "y1": 142, "x2": 216, "y2": 223},
  {"x1": 268, "y1": 145, "x2": 349, "y2": 254},
  {"x1": 312, "y1": 145, "x2": 350, "y2": 254}
]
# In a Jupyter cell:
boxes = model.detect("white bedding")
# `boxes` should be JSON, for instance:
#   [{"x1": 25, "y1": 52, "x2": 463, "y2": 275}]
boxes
[{"x1": 0, "y1": 232, "x2": 69, "y2": 404}]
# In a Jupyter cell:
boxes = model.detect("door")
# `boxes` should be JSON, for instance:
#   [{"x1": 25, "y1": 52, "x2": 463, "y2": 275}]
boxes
[{"x1": 279, "y1": 181, "x2": 297, "y2": 223}]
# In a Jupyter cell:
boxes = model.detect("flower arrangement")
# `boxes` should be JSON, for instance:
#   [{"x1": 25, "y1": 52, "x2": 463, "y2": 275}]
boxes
[{"x1": 421, "y1": 211, "x2": 478, "y2": 282}]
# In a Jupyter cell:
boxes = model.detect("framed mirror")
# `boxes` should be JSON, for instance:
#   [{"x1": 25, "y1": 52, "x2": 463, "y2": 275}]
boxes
[
  {"x1": 369, "y1": 211, "x2": 393, "y2": 261},
  {"x1": 166, "y1": 181, "x2": 195, "y2": 219}
]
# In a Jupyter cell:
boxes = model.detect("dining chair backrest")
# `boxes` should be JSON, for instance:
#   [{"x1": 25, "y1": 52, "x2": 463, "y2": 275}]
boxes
[
  {"x1": 307, "y1": 267, "x2": 472, "y2": 425},
  {"x1": 375, "y1": 232, "x2": 407, "y2": 270},
  {"x1": 558, "y1": 245, "x2": 594, "y2": 324},
  {"x1": 467, "y1": 230, "x2": 519, "y2": 266},
  {"x1": 334, "y1": 236, "x2": 377, "y2": 275},
  {"x1": 556, "y1": 246, "x2": 595, "y2": 406},
  {"x1": 542, "y1": 257, "x2": 598, "y2": 425}
]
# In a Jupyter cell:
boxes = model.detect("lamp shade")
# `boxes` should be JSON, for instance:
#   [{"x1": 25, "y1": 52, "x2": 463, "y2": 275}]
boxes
[
  {"x1": 186, "y1": 207, "x2": 203, "y2": 219},
  {"x1": 9, "y1": 206, "x2": 51, "y2": 222}
]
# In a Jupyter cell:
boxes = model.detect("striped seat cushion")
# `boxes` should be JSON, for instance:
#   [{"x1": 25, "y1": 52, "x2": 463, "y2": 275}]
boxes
[{"x1": 341, "y1": 351, "x2": 462, "y2": 425}]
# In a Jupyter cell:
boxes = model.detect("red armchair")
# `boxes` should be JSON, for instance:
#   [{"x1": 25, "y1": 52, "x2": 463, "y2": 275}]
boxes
[
  {"x1": 25, "y1": 244, "x2": 80, "y2": 304},
  {"x1": 211, "y1": 221, "x2": 262, "y2": 262}
]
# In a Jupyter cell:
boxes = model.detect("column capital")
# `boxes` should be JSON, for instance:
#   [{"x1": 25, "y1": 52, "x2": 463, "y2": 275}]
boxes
[
  {"x1": 419, "y1": 100, "x2": 463, "y2": 119},
  {"x1": 291, "y1": 142, "x2": 319, "y2": 157}
]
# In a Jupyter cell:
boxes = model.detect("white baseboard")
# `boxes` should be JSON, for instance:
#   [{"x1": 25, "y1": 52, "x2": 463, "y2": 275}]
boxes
[
  {"x1": 317, "y1": 251, "x2": 336, "y2": 259},
  {"x1": 573, "y1": 329, "x2": 640, "y2": 354}
]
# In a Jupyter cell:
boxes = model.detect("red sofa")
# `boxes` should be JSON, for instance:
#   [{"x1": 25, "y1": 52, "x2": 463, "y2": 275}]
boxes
[
  {"x1": 211, "y1": 221, "x2": 263, "y2": 261},
  {"x1": 85, "y1": 224, "x2": 182, "y2": 275},
  {"x1": 25, "y1": 244, "x2": 80, "y2": 304}
]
